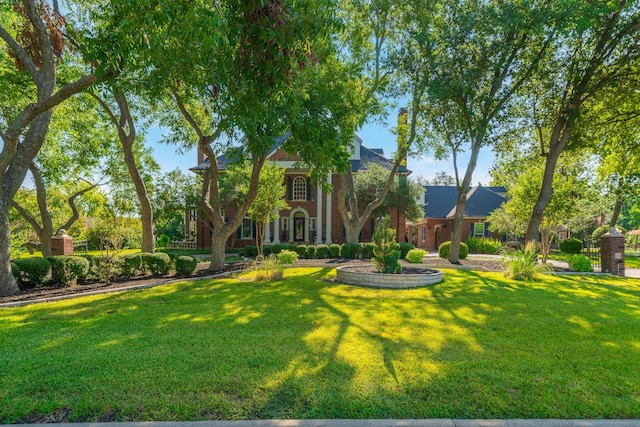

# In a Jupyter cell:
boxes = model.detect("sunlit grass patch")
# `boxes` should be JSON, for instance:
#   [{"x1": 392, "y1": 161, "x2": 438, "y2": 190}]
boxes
[{"x1": 1, "y1": 267, "x2": 639, "y2": 421}]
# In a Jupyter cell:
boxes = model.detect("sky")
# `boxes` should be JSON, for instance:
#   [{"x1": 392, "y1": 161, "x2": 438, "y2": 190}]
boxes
[{"x1": 147, "y1": 121, "x2": 496, "y2": 185}]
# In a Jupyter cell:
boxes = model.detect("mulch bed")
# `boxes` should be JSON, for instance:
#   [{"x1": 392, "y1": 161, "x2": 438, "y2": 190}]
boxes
[{"x1": 1, "y1": 257, "x2": 514, "y2": 305}]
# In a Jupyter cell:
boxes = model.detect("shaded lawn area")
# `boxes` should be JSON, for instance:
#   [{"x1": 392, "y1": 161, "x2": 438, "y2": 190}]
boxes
[{"x1": 1, "y1": 268, "x2": 639, "y2": 422}]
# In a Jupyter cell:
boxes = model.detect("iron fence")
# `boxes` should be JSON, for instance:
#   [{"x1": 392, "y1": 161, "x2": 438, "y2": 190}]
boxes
[{"x1": 584, "y1": 238, "x2": 601, "y2": 273}]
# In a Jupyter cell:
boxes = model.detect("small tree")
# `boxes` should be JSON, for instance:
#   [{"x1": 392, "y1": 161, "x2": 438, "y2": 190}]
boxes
[
  {"x1": 248, "y1": 164, "x2": 288, "y2": 256},
  {"x1": 372, "y1": 216, "x2": 401, "y2": 274}
]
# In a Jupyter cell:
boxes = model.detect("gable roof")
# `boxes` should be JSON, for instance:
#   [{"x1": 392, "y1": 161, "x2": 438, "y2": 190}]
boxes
[
  {"x1": 191, "y1": 133, "x2": 409, "y2": 174},
  {"x1": 423, "y1": 185, "x2": 506, "y2": 219}
]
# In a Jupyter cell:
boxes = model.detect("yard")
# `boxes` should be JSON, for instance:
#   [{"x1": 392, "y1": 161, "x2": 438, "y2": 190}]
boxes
[{"x1": 1, "y1": 267, "x2": 639, "y2": 422}]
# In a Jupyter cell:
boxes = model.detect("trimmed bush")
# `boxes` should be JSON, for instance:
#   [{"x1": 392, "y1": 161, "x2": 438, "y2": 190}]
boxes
[
  {"x1": 438, "y1": 241, "x2": 468, "y2": 260},
  {"x1": 329, "y1": 244, "x2": 341, "y2": 258},
  {"x1": 339, "y1": 243, "x2": 353, "y2": 259},
  {"x1": 175, "y1": 255, "x2": 198, "y2": 276},
  {"x1": 568, "y1": 254, "x2": 594, "y2": 272},
  {"x1": 295, "y1": 245, "x2": 307, "y2": 258},
  {"x1": 144, "y1": 252, "x2": 171, "y2": 276},
  {"x1": 559, "y1": 238, "x2": 583, "y2": 255},
  {"x1": 93, "y1": 254, "x2": 123, "y2": 284},
  {"x1": 406, "y1": 249, "x2": 426, "y2": 263},
  {"x1": 316, "y1": 244, "x2": 329, "y2": 259},
  {"x1": 466, "y1": 237, "x2": 502, "y2": 254},
  {"x1": 277, "y1": 249, "x2": 299, "y2": 265},
  {"x1": 306, "y1": 245, "x2": 317, "y2": 259},
  {"x1": 48, "y1": 256, "x2": 90, "y2": 286},
  {"x1": 122, "y1": 253, "x2": 145, "y2": 277},
  {"x1": 13, "y1": 258, "x2": 51, "y2": 286},
  {"x1": 361, "y1": 242, "x2": 375, "y2": 259},
  {"x1": 399, "y1": 242, "x2": 415, "y2": 259},
  {"x1": 271, "y1": 243, "x2": 286, "y2": 255},
  {"x1": 242, "y1": 245, "x2": 259, "y2": 257},
  {"x1": 263, "y1": 246, "x2": 272, "y2": 256}
]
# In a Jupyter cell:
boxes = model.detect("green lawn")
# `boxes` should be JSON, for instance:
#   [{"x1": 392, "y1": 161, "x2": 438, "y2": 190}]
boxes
[
  {"x1": 547, "y1": 251, "x2": 640, "y2": 269},
  {"x1": 1, "y1": 267, "x2": 639, "y2": 421}
]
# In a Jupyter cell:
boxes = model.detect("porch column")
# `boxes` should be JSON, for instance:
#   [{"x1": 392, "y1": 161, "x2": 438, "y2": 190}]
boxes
[
  {"x1": 264, "y1": 220, "x2": 271, "y2": 244},
  {"x1": 273, "y1": 209, "x2": 280, "y2": 243},
  {"x1": 325, "y1": 173, "x2": 332, "y2": 244},
  {"x1": 315, "y1": 181, "x2": 323, "y2": 244}
]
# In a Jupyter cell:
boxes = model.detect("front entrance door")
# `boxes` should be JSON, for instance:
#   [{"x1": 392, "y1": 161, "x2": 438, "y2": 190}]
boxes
[
  {"x1": 435, "y1": 226, "x2": 441, "y2": 250},
  {"x1": 294, "y1": 211, "x2": 305, "y2": 241}
]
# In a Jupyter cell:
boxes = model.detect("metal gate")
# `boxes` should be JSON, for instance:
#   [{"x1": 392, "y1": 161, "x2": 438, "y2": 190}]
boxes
[{"x1": 584, "y1": 238, "x2": 601, "y2": 272}]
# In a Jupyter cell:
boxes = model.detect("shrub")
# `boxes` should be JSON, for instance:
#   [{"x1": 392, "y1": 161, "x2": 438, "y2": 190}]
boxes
[
  {"x1": 156, "y1": 234, "x2": 171, "y2": 249},
  {"x1": 568, "y1": 254, "x2": 594, "y2": 272},
  {"x1": 399, "y1": 242, "x2": 414, "y2": 259},
  {"x1": 13, "y1": 258, "x2": 51, "y2": 286},
  {"x1": 559, "y1": 238, "x2": 583, "y2": 255},
  {"x1": 271, "y1": 243, "x2": 286, "y2": 255},
  {"x1": 140, "y1": 252, "x2": 171, "y2": 276},
  {"x1": 295, "y1": 244, "x2": 307, "y2": 258},
  {"x1": 242, "y1": 245, "x2": 258, "y2": 257},
  {"x1": 263, "y1": 245, "x2": 272, "y2": 256},
  {"x1": 48, "y1": 256, "x2": 90, "y2": 286},
  {"x1": 93, "y1": 254, "x2": 123, "y2": 284},
  {"x1": 372, "y1": 217, "x2": 401, "y2": 274},
  {"x1": 466, "y1": 237, "x2": 501, "y2": 254},
  {"x1": 316, "y1": 244, "x2": 329, "y2": 258},
  {"x1": 438, "y1": 241, "x2": 469, "y2": 260},
  {"x1": 175, "y1": 255, "x2": 198, "y2": 276},
  {"x1": 339, "y1": 243, "x2": 353, "y2": 259},
  {"x1": 329, "y1": 244, "x2": 341, "y2": 258},
  {"x1": 502, "y1": 242, "x2": 551, "y2": 280},
  {"x1": 305, "y1": 245, "x2": 317, "y2": 259},
  {"x1": 253, "y1": 255, "x2": 284, "y2": 281},
  {"x1": 361, "y1": 242, "x2": 375, "y2": 259},
  {"x1": 406, "y1": 249, "x2": 426, "y2": 263},
  {"x1": 277, "y1": 249, "x2": 299, "y2": 265},
  {"x1": 122, "y1": 253, "x2": 145, "y2": 277}
]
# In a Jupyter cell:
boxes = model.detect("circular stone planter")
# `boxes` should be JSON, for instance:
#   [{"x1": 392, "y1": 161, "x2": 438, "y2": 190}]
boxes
[{"x1": 336, "y1": 265, "x2": 443, "y2": 289}]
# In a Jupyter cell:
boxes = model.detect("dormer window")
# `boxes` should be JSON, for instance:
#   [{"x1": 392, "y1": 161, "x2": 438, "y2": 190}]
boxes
[{"x1": 293, "y1": 176, "x2": 307, "y2": 201}]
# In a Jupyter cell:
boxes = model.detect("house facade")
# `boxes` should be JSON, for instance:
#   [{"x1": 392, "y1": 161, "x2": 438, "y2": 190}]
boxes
[
  {"x1": 408, "y1": 185, "x2": 506, "y2": 251},
  {"x1": 185, "y1": 136, "x2": 409, "y2": 250}
]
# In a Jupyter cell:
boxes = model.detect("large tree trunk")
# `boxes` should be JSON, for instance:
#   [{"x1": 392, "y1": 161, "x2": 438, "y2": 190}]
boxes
[
  {"x1": 209, "y1": 228, "x2": 228, "y2": 271},
  {"x1": 31, "y1": 162, "x2": 53, "y2": 257},
  {"x1": 447, "y1": 191, "x2": 466, "y2": 264},
  {"x1": 94, "y1": 89, "x2": 155, "y2": 253},
  {"x1": 610, "y1": 197, "x2": 624, "y2": 229},
  {"x1": 0, "y1": 201, "x2": 19, "y2": 296}
]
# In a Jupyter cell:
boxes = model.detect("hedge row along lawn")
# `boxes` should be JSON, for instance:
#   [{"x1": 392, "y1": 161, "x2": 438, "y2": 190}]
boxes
[{"x1": 1, "y1": 268, "x2": 639, "y2": 422}]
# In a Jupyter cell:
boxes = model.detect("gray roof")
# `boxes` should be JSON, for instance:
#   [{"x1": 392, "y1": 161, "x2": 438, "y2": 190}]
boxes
[
  {"x1": 351, "y1": 146, "x2": 410, "y2": 174},
  {"x1": 423, "y1": 186, "x2": 506, "y2": 219},
  {"x1": 191, "y1": 133, "x2": 410, "y2": 174}
]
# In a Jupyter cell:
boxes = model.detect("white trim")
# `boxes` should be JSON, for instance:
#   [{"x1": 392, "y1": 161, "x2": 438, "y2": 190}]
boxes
[{"x1": 290, "y1": 207, "x2": 310, "y2": 242}]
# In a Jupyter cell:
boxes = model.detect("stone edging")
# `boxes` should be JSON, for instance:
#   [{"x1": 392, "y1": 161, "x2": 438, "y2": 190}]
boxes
[{"x1": 335, "y1": 265, "x2": 443, "y2": 289}]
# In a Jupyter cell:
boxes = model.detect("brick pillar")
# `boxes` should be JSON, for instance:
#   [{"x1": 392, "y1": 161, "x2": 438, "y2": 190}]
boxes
[
  {"x1": 51, "y1": 229, "x2": 74, "y2": 256},
  {"x1": 600, "y1": 228, "x2": 625, "y2": 276}
]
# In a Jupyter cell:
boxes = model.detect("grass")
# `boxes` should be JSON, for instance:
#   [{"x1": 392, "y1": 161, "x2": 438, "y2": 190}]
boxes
[
  {"x1": 1, "y1": 267, "x2": 640, "y2": 421},
  {"x1": 547, "y1": 250, "x2": 640, "y2": 269}
]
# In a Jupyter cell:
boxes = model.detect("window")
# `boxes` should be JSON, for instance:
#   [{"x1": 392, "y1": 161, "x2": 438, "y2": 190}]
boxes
[
  {"x1": 241, "y1": 217, "x2": 253, "y2": 239},
  {"x1": 422, "y1": 224, "x2": 426, "y2": 242},
  {"x1": 293, "y1": 176, "x2": 307, "y2": 201},
  {"x1": 310, "y1": 217, "x2": 317, "y2": 232},
  {"x1": 281, "y1": 217, "x2": 289, "y2": 231},
  {"x1": 474, "y1": 222, "x2": 485, "y2": 237}
]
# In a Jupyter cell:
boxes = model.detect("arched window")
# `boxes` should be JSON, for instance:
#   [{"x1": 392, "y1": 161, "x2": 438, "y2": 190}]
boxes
[{"x1": 292, "y1": 176, "x2": 307, "y2": 201}]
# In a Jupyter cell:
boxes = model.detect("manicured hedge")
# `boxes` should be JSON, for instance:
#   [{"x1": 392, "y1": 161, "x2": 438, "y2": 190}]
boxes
[
  {"x1": 438, "y1": 241, "x2": 468, "y2": 260},
  {"x1": 305, "y1": 245, "x2": 316, "y2": 259},
  {"x1": 13, "y1": 257, "x2": 51, "y2": 286},
  {"x1": 329, "y1": 244, "x2": 341, "y2": 258},
  {"x1": 559, "y1": 238, "x2": 583, "y2": 255},
  {"x1": 48, "y1": 255, "x2": 90, "y2": 286},
  {"x1": 399, "y1": 242, "x2": 415, "y2": 259},
  {"x1": 175, "y1": 255, "x2": 198, "y2": 276},
  {"x1": 144, "y1": 252, "x2": 171, "y2": 276},
  {"x1": 316, "y1": 244, "x2": 329, "y2": 259},
  {"x1": 406, "y1": 249, "x2": 426, "y2": 263}
]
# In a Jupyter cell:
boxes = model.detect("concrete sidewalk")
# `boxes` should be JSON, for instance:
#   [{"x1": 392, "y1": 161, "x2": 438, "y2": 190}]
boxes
[{"x1": 9, "y1": 420, "x2": 640, "y2": 427}]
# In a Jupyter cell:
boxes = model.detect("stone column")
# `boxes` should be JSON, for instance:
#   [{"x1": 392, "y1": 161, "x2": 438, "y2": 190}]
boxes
[
  {"x1": 325, "y1": 173, "x2": 332, "y2": 244},
  {"x1": 273, "y1": 210, "x2": 280, "y2": 243},
  {"x1": 264, "y1": 221, "x2": 271, "y2": 244},
  {"x1": 601, "y1": 228, "x2": 625, "y2": 276},
  {"x1": 51, "y1": 229, "x2": 74, "y2": 256},
  {"x1": 315, "y1": 182, "x2": 323, "y2": 244}
]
